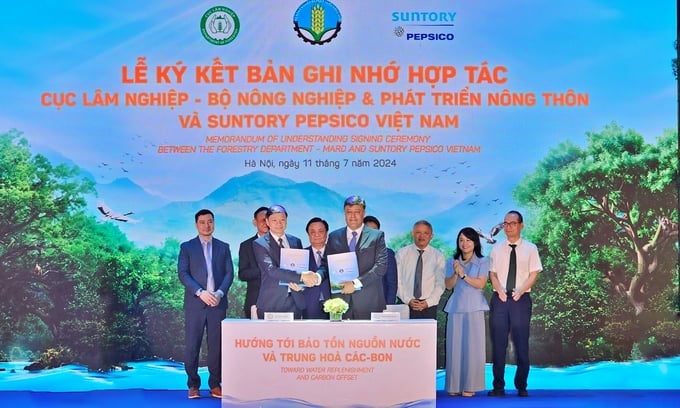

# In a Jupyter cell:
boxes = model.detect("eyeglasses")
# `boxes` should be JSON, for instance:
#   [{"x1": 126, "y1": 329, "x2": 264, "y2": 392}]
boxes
[{"x1": 503, "y1": 221, "x2": 520, "y2": 227}]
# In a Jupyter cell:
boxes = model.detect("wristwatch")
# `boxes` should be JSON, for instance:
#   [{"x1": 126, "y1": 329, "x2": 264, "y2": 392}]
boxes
[{"x1": 461, "y1": 275, "x2": 467, "y2": 280}]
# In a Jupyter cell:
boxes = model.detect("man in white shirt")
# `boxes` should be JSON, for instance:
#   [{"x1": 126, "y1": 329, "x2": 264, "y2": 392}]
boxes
[
  {"x1": 487, "y1": 210, "x2": 542, "y2": 398},
  {"x1": 396, "y1": 220, "x2": 446, "y2": 319}
]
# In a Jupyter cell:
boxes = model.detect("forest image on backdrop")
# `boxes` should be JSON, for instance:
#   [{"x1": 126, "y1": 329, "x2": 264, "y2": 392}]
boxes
[{"x1": 0, "y1": 123, "x2": 678, "y2": 371}]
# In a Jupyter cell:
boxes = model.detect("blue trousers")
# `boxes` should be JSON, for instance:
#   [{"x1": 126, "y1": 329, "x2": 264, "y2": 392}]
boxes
[{"x1": 184, "y1": 305, "x2": 225, "y2": 389}]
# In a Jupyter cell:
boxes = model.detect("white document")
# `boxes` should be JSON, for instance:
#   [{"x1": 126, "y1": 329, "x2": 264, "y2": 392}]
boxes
[
  {"x1": 371, "y1": 311, "x2": 401, "y2": 321},
  {"x1": 279, "y1": 248, "x2": 309, "y2": 286},
  {"x1": 386, "y1": 304, "x2": 410, "y2": 320},
  {"x1": 264, "y1": 312, "x2": 294, "y2": 321},
  {"x1": 328, "y1": 252, "x2": 359, "y2": 294}
]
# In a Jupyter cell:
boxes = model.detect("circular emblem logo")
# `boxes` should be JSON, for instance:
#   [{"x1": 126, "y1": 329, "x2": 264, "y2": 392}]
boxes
[
  {"x1": 200, "y1": 6, "x2": 240, "y2": 45},
  {"x1": 293, "y1": 0, "x2": 342, "y2": 45}
]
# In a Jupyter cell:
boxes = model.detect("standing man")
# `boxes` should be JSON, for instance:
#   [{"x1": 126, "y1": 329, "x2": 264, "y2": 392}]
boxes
[
  {"x1": 395, "y1": 220, "x2": 446, "y2": 319},
  {"x1": 487, "y1": 210, "x2": 542, "y2": 398},
  {"x1": 253, "y1": 205, "x2": 319, "y2": 319},
  {"x1": 363, "y1": 215, "x2": 398, "y2": 305},
  {"x1": 237, "y1": 206, "x2": 269, "y2": 318},
  {"x1": 177, "y1": 209, "x2": 234, "y2": 399},
  {"x1": 303, "y1": 217, "x2": 332, "y2": 319},
  {"x1": 317, "y1": 195, "x2": 387, "y2": 319}
]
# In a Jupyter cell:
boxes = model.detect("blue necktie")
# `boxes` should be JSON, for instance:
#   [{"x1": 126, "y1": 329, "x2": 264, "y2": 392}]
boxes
[
  {"x1": 349, "y1": 231, "x2": 358, "y2": 252},
  {"x1": 204, "y1": 241, "x2": 215, "y2": 292},
  {"x1": 316, "y1": 250, "x2": 322, "y2": 267}
]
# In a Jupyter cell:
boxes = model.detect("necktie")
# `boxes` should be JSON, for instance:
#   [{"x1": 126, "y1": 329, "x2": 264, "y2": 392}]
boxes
[
  {"x1": 413, "y1": 249, "x2": 423, "y2": 299},
  {"x1": 349, "y1": 231, "x2": 358, "y2": 252},
  {"x1": 204, "y1": 240, "x2": 215, "y2": 292},
  {"x1": 316, "y1": 250, "x2": 322, "y2": 267},
  {"x1": 507, "y1": 244, "x2": 517, "y2": 292},
  {"x1": 278, "y1": 237, "x2": 285, "y2": 248}
]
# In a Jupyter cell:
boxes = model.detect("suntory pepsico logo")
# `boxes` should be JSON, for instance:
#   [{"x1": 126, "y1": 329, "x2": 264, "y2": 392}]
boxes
[
  {"x1": 293, "y1": 0, "x2": 342, "y2": 45},
  {"x1": 200, "y1": 6, "x2": 240, "y2": 45},
  {"x1": 391, "y1": 10, "x2": 456, "y2": 41}
]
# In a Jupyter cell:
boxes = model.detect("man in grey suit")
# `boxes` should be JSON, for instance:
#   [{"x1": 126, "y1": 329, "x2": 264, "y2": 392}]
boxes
[
  {"x1": 317, "y1": 196, "x2": 387, "y2": 319},
  {"x1": 237, "y1": 206, "x2": 269, "y2": 318},
  {"x1": 253, "y1": 205, "x2": 320, "y2": 319},
  {"x1": 177, "y1": 209, "x2": 234, "y2": 399}
]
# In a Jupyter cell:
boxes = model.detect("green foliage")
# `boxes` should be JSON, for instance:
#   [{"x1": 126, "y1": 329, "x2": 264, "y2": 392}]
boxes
[
  {"x1": 638, "y1": 320, "x2": 680, "y2": 358},
  {"x1": 515, "y1": 123, "x2": 679, "y2": 363},
  {"x1": 583, "y1": 336, "x2": 625, "y2": 362},
  {"x1": 2, "y1": 124, "x2": 677, "y2": 370},
  {"x1": 227, "y1": 278, "x2": 247, "y2": 318},
  {"x1": 33, "y1": 346, "x2": 74, "y2": 369},
  {"x1": 0, "y1": 130, "x2": 187, "y2": 370},
  {"x1": 143, "y1": 303, "x2": 184, "y2": 361},
  {"x1": 0, "y1": 130, "x2": 94, "y2": 337}
]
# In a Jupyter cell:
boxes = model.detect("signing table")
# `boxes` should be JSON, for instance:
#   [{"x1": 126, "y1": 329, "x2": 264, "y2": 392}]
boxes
[{"x1": 221, "y1": 318, "x2": 436, "y2": 407}]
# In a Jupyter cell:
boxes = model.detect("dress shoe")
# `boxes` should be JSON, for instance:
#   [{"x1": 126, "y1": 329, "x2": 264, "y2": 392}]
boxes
[
  {"x1": 188, "y1": 387, "x2": 200, "y2": 399},
  {"x1": 518, "y1": 389, "x2": 529, "y2": 397},
  {"x1": 487, "y1": 389, "x2": 505, "y2": 396},
  {"x1": 210, "y1": 386, "x2": 222, "y2": 398}
]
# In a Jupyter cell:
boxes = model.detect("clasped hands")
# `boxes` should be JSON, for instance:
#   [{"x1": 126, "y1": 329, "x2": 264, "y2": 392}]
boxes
[
  {"x1": 453, "y1": 260, "x2": 465, "y2": 279},
  {"x1": 198, "y1": 290, "x2": 222, "y2": 307},
  {"x1": 499, "y1": 288, "x2": 523, "y2": 302},
  {"x1": 288, "y1": 271, "x2": 320, "y2": 292},
  {"x1": 409, "y1": 298, "x2": 429, "y2": 311}
]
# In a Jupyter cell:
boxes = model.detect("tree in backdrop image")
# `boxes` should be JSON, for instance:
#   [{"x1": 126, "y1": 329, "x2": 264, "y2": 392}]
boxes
[
  {"x1": 0, "y1": 130, "x2": 186, "y2": 370},
  {"x1": 515, "y1": 123, "x2": 679, "y2": 364}
]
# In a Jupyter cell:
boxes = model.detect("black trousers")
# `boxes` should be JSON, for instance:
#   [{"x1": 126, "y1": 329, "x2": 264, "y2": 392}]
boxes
[
  {"x1": 409, "y1": 303, "x2": 438, "y2": 319},
  {"x1": 489, "y1": 292, "x2": 532, "y2": 391}
]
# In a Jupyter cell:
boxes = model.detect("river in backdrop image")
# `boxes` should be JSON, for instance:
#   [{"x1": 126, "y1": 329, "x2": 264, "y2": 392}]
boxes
[{"x1": 1, "y1": 357, "x2": 678, "y2": 392}]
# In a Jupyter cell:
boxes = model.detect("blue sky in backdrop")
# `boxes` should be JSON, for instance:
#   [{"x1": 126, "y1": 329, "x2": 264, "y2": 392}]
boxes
[{"x1": 0, "y1": 0, "x2": 675, "y2": 204}]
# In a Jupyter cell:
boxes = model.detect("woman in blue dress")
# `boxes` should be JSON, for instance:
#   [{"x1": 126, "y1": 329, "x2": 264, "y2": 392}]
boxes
[{"x1": 443, "y1": 227, "x2": 489, "y2": 397}]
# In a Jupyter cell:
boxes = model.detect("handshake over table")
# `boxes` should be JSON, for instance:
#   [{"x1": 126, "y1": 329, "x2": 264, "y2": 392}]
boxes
[{"x1": 288, "y1": 270, "x2": 322, "y2": 292}]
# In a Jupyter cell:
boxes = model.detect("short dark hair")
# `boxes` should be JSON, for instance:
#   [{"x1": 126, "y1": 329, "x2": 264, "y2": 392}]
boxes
[
  {"x1": 363, "y1": 215, "x2": 380, "y2": 229},
  {"x1": 194, "y1": 208, "x2": 214, "y2": 222},
  {"x1": 344, "y1": 195, "x2": 366, "y2": 209},
  {"x1": 306, "y1": 217, "x2": 329, "y2": 233},
  {"x1": 253, "y1": 206, "x2": 269, "y2": 219},
  {"x1": 507, "y1": 210, "x2": 524, "y2": 223},
  {"x1": 266, "y1": 204, "x2": 288, "y2": 218}
]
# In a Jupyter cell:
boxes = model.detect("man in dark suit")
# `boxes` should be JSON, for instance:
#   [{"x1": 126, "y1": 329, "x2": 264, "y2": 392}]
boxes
[
  {"x1": 177, "y1": 209, "x2": 234, "y2": 399},
  {"x1": 237, "y1": 206, "x2": 269, "y2": 318},
  {"x1": 317, "y1": 196, "x2": 387, "y2": 319},
  {"x1": 303, "y1": 217, "x2": 332, "y2": 319},
  {"x1": 363, "y1": 215, "x2": 398, "y2": 305},
  {"x1": 253, "y1": 205, "x2": 320, "y2": 319}
]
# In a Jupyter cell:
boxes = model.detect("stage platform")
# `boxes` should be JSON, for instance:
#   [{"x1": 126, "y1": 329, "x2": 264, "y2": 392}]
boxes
[{"x1": 2, "y1": 389, "x2": 680, "y2": 407}]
